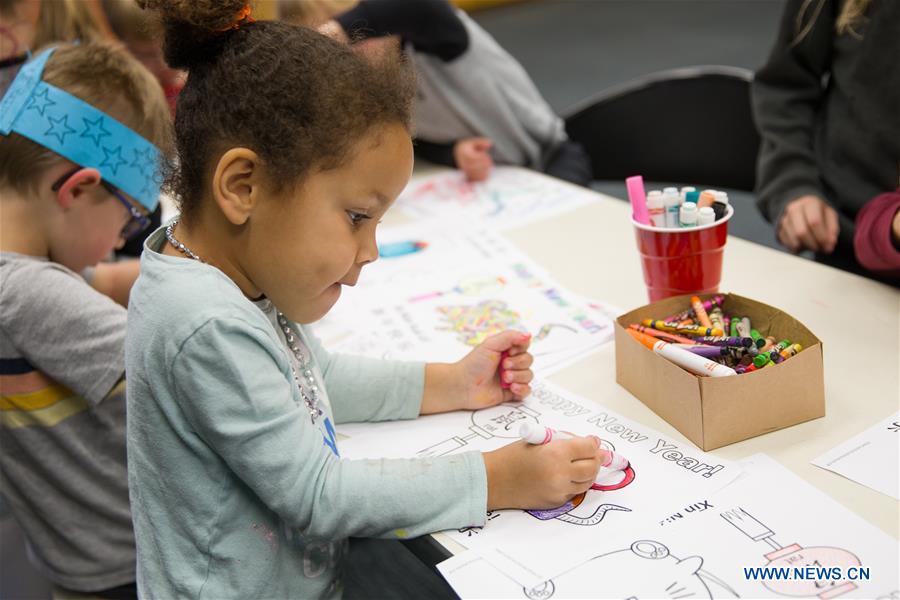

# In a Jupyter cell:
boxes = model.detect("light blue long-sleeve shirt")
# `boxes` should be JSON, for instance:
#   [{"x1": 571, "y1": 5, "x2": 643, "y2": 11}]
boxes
[{"x1": 125, "y1": 227, "x2": 487, "y2": 599}]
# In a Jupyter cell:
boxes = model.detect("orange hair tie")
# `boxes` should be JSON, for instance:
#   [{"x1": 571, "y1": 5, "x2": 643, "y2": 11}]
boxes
[{"x1": 216, "y1": 5, "x2": 255, "y2": 32}]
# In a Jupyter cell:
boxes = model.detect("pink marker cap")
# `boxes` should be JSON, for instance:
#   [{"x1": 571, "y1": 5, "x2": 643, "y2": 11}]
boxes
[{"x1": 626, "y1": 175, "x2": 649, "y2": 225}]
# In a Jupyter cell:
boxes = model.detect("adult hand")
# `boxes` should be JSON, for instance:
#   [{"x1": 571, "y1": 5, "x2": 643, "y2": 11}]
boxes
[
  {"x1": 778, "y1": 195, "x2": 839, "y2": 254},
  {"x1": 453, "y1": 137, "x2": 494, "y2": 182}
]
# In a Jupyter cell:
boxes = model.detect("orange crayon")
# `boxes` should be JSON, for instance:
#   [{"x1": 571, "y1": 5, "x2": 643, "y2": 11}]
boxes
[
  {"x1": 690, "y1": 295, "x2": 713, "y2": 329},
  {"x1": 628, "y1": 324, "x2": 699, "y2": 345}
]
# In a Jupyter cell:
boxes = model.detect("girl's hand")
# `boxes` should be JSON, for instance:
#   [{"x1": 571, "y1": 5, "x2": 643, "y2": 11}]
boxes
[
  {"x1": 483, "y1": 437, "x2": 604, "y2": 510},
  {"x1": 457, "y1": 330, "x2": 533, "y2": 410}
]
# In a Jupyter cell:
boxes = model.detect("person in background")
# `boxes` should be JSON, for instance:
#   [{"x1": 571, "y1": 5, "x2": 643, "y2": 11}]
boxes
[
  {"x1": 752, "y1": 0, "x2": 899, "y2": 282},
  {"x1": 1, "y1": 0, "x2": 159, "y2": 258},
  {"x1": 101, "y1": 0, "x2": 185, "y2": 115},
  {"x1": 1, "y1": 0, "x2": 109, "y2": 93},
  {"x1": 0, "y1": 41, "x2": 172, "y2": 600},
  {"x1": 310, "y1": 0, "x2": 592, "y2": 186},
  {"x1": 853, "y1": 189, "x2": 900, "y2": 279}
]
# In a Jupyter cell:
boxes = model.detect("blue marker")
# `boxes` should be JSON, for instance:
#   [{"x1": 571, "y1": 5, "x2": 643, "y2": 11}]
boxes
[{"x1": 378, "y1": 240, "x2": 428, "y2": 258}]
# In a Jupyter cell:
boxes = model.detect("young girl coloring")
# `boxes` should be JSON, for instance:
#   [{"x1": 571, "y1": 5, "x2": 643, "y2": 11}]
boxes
[{"x1": 126, "y1": 2, "x2": 607, "y2": 597}]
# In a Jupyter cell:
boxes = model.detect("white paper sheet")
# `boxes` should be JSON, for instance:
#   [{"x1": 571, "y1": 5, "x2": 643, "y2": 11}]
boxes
[
  {"x1": 337, "y1": 380, "x2": 741, "y2": 584},
  {"x1": 394, "y1": 166, "x2": 598, "y2": 230},
  {"x1": 313, "y1": 226, "x2": 616, "y2": 377},
  {"x1": 438, "y1": 454, "x2": 900, "y2": 599},
  {"x1": 812, "y1": 412, "x2": 900, "y2": 500}
]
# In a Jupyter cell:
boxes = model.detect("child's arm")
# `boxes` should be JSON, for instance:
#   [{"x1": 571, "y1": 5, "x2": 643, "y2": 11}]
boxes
[
  {"x1": 331, "y1": 0, "x2": 469, "y2": 61},
  {"x1": 304, "y1": 327, "x2": 532, "y2": 422},
  {"x1": 90, "y1": 259, "x2": 140, "y2": 307},
  {"x1": 169, "y1": 318, "x2": 602, "y2": 538},
  {"x1": 170, "y1": 318, "x2": 487, "y2": 538},
  {"x1": 1, "y1": 260, "x2": 126, "y2": 405},
  {"x1": 302, "y1": 326, "x2": 425, "y2": 424}
]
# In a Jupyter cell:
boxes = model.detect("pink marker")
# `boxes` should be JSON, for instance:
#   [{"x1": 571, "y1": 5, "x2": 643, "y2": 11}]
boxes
[
  {"x1": 499, "y1": 350, "x2": 511, "y2": 389},
  {"x1": 518, "y1": 423, "x2": 630, "y2": 471},
  {"x1": 626, "y1": 175, "x2": 649, "y2": 225}
]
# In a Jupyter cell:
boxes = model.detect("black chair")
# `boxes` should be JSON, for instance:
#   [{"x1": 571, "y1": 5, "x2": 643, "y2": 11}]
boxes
[{"x1": 563, "y1": 66, "x2": 760, "y2": 192}]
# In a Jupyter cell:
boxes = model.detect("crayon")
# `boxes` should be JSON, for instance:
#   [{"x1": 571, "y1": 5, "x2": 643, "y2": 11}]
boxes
[
  {"x1": 753, "y1": 343, "x2": 790, "y2": 367},
  {"x1": 691, "y1": 296, "x2": 713, "y2": 329},
  {"x1": 759, "y1": 336, "x2": 776, "y2": 352},
  {"x1": 642, "y1": 320, "x2": 724, "y2": 337},
  {"x1": 750, "y1": 329, "x2": 764, "y2": 348},
  {"x1": 629, "y1": 324, "x2": 699, "y2": 345},
  {"x1": 709, "y1": 307, "x2": 725, "y2": 332},
  {"x1": 692, "y1": 336, "x2": 754, "y2": 347},
  {"x1": 674, "y1": 344, "x2": 728, "y2": 359},
  {"x1": 780, "y1": 343, "x2": 803, "y2": 359},
  {"x1": 735, "y1": 317, "x2": 751, "y2": 338},
  {"x1": 730, "y1": 318, "x2": 740, "y2": 338},
  {"x1": 663, "y1": 295, "x2": 724, "y2": 322}
]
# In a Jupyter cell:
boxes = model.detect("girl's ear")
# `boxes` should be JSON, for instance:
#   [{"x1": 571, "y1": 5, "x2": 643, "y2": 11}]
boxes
[
  {"x1": 56, "y1": 168, "x2": 102, "y2": 209},
  {"x1": 212, "y1": 148, "x2": 263, "y2": 226}
]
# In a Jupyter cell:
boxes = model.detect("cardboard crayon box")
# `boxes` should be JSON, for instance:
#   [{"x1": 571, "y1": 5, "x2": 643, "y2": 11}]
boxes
[{"x1": 614, "y1": 293, "x2": 824, "y2": 451}]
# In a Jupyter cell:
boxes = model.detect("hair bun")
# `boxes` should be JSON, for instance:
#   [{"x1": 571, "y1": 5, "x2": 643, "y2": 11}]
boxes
[{"x1": 137, "y1": 0, "x2": 252, "y2": 70}]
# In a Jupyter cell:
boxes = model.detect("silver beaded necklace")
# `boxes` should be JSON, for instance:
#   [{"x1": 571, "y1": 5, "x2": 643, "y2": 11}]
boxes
[{"x1": 165, "y1": 218, "x2": 323, "y2": 423}]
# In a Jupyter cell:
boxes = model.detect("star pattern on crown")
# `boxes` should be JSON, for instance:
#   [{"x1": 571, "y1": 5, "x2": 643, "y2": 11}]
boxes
[
  {"x1": 44, "y1": 114, "x2": 76, "y2": 144},
  {"x1": 130, "y1": 146, "x2": 156, "y2": 176},
  {"x1": 25, "y1": 87, "x2": 56, "y2": 116},
  {"x1": 100, "y1": 145, "x2": 128, "y2": 176},
  {"x1": 80, "y1": 116, "x2": 111, "y2": 147}
]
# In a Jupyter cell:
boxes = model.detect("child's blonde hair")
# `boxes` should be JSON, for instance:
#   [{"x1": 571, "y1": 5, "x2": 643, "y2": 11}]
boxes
[
  {"x1": 0, "y1": 42, "x2": 173, "y2": 196},
  {"x1": 0, "y1": 0, "x2": 107, "y2": 49},
  {"x1": 102, "y1": 0, "x2": 159, "y2": 43}
]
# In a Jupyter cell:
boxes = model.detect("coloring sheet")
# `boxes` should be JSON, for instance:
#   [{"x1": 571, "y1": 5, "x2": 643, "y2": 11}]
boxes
[
  {"x1": 812, "y1": 412, "x2": 900, "y2": 500},
  {"x1": 314, "y1": 226, "x2": 616, "y2": 376},
  {"x1": 437, "y1": 454, "x2": 900, "y2": 599},
  {"x1": 394, "y1": 166, "x2": 598, "y2": 230},
  {"x1": 337, "y1": 380, "x2": 741, "y2": 583}
]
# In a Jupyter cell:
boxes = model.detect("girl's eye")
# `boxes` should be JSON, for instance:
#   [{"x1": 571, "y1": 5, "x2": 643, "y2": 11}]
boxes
[{"x1": 346, "y1": 210, "x2": 371, "y2": 227}]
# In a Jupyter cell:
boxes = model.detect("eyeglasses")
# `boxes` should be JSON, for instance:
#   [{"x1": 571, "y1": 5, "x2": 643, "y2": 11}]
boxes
[{"x1": 51, "y1": 168, "x2": 151, "y2": 241}]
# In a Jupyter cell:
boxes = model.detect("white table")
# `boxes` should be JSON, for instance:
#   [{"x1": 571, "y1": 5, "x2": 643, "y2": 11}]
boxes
[
  {"x1": 398, "y1": 168, "x2": 900, "y2": 556},
  {"x1": 164, "y1": 168, "x2": 900, "y2": 540}
]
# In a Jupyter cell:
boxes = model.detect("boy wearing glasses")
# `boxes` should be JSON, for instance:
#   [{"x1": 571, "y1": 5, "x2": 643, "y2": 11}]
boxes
[{"x1": 0, "y1": 42, "x2": 170, "y2": 599}]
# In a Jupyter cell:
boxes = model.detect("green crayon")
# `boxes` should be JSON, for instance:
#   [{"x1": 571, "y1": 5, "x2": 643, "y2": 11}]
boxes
[{"x1": 750, "y1": 329, "x2": 764, "y2": 348}]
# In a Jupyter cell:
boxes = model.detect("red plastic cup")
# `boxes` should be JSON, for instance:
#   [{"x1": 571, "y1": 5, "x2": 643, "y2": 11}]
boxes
[{"x1": 632, "y1": 205, "x2": 733, "y2": 302}]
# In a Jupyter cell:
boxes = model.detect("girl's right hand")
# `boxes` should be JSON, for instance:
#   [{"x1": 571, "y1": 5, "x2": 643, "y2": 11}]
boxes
[{"x1": 483, "y1": 437, "x2": 605, "y2": 510}]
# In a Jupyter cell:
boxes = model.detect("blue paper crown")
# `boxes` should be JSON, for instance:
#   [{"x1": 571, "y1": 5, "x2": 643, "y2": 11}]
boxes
[{"x1": 0, "y1": 48, "x2": 163, "y2": 211}]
